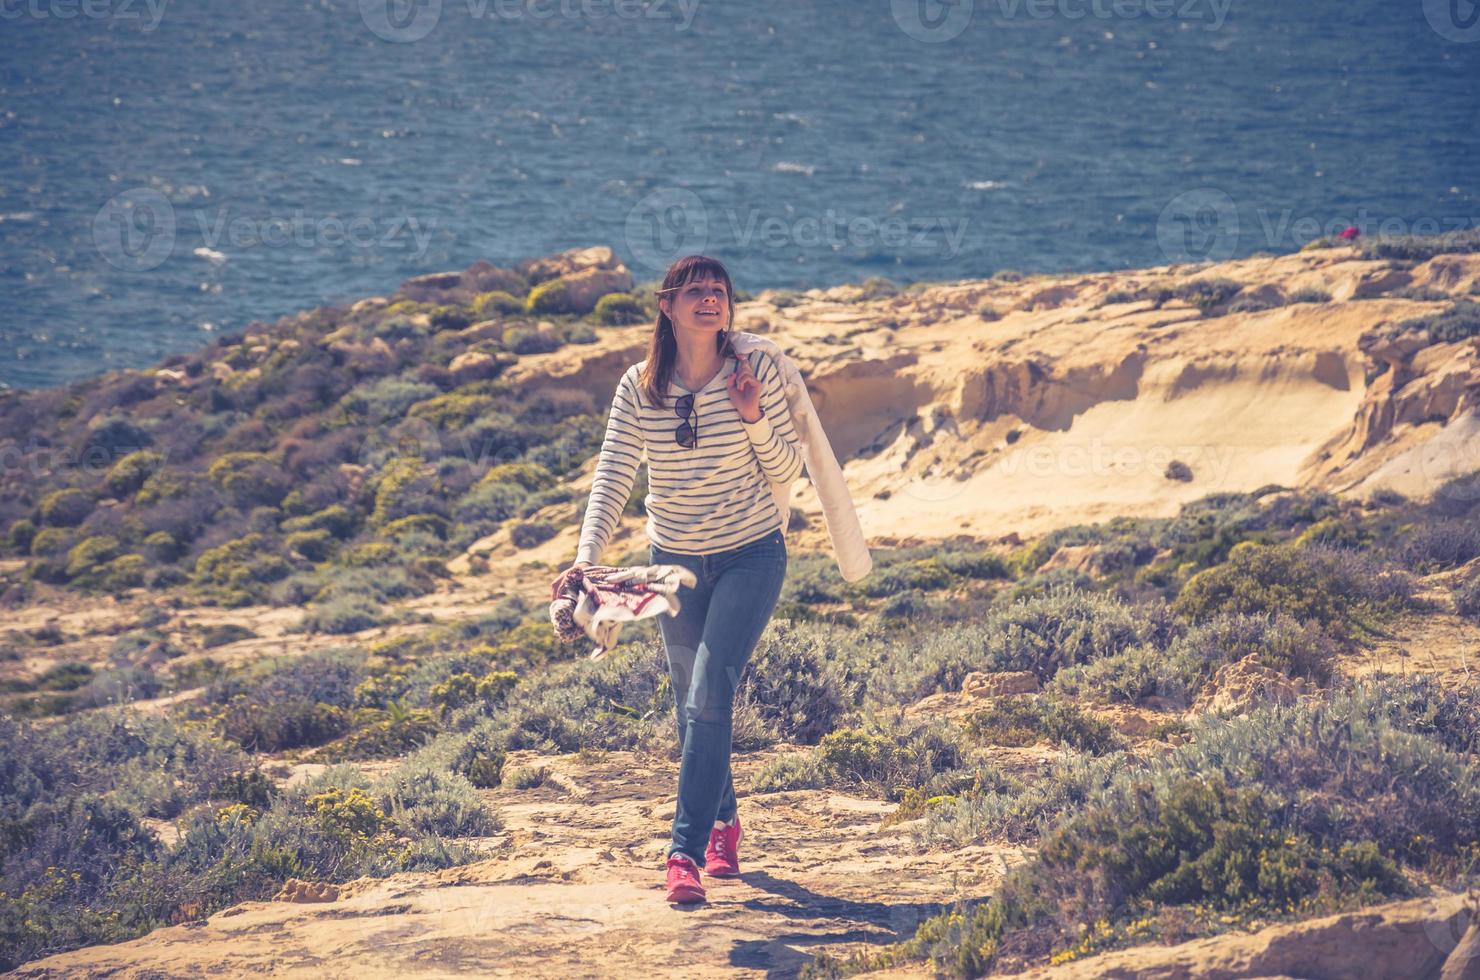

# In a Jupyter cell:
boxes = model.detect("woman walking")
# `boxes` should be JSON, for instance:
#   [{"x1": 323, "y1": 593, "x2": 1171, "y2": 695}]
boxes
[{"x1": 550, "y1": 254, "x2": 803, "y2": 904}]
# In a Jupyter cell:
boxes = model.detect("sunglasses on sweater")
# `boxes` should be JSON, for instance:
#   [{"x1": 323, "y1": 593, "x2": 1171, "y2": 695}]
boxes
[{"x1": 673, "y1": 392, "x2": 698, "y2": 448}]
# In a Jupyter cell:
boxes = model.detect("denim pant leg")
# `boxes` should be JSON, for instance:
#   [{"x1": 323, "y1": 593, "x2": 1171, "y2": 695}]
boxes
[
  {"x1": 648, "y1": 548, "x2": 739, "y2": 827},
  {"x1": 654, "y1": 530, "x2": 787, "y2": 867}
]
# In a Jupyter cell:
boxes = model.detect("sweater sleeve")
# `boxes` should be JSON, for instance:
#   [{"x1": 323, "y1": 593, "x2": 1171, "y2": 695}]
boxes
[
  {"x1": 739, "y1": 351, "x2": 805, "y2": 487},
  {"x1": 575, "y1": 370, "x2": 645, "y2": 565}
]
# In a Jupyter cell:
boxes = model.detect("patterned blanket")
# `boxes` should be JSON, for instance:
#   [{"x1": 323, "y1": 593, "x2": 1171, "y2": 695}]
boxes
[{"x1": 548, "y1": 563, "x2": 698, "y2": 660}]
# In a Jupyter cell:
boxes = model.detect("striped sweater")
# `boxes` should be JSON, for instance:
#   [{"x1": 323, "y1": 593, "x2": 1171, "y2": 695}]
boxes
[{"x1": 576, "y1": 348, "x2": 805, "y2": 562}]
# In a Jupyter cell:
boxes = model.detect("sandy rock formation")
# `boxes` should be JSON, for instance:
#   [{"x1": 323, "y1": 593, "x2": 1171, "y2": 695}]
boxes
[{"x1": 1187, "y1": 653, "x2": 1312, "y2": 717}]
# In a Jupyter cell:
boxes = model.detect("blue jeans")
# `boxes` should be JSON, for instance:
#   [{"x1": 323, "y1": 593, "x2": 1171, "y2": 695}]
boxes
[{"x1": 650, "y1": 527, "x2": 788, "y2": 868}]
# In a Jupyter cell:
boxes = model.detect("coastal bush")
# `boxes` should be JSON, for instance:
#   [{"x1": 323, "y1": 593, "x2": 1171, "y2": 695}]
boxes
[
  {"x1": 192, "y1": 533, "x2": 292, "y2": 590},
  {"x1": 374, "y1": 757, "x2": 499, "y2": 838},
  {"x1": 200, "y1": 650, "x2": 363, "y2": 752},
  {"x1": 207, "y1": 452, "x2": 291, "y2": 508},
  {"x1": 1392, "y1": 518, "x2": 1480, "y2": 572},
  {"x1": 882, "y1": 586, "x2": 1173, "y2": 702},
  {"x1": 1454, "y1": 572, "x2": 1480, "y2": 624},
  {"x1": 524, "y1": 278, "x2": 572, "y2": 315},
  {"x1": 1394, "y1": 299, "x2": 1480, "y2": 344},
  {"x1": 1174, "y1": 542, "x2": 1414, "y2": 640},
  {"x1": 103, "y1": 450, "x2": 165, "y2": 498},
  {"x1": 509, "y1": 520, "x2": 557, "y2": 548},
  {"x1": 6, "y1": 518, "x2": 36, "y2": 552},
  {"x1": 501, "y1": 325, "x2": 563, "y2": 355},
  {"x1": 453, "y1": 479, "x2": 527, "y2": 527},
  {"x1": 593, "y1": 293, "x2": 646, "y2": 325},
  {"x1": 406, "y1": 391, "x2": 496, "y2": 429},
  {"x1": 38, "y1": 488, "x2": 93, "y2": 527},
  {"x1": 733, "y1": 620, "x2": 849, "y2": 746},
  {"x1": 754, "y1": 720, "x2": 966, "y2": 802},
  {"x1": 297, "y1": 592, "x2": 392, "y2": 635},
  {"x1": 310, "y1": 706, "x2": 440, "y2": 762},
  {"x1": 280, "y1": 503, "x2": 358, "y2": 539},
  {"x1": 337, "y1": 376, "x2": 440, "y2": 423},
  {"x1": 284, "y1": 528, "x2": 333, "y2": 561},
  {"x1": 1359, "y1": 227, "x2": 1480, "y2": 261},
  {"x1": 964, "y1": 696, "x2": 1122, "y2": 754},
  {"x1": 834, "y1": 678, "x2": 1480, "y2": 977},
  {"x1": 370, "y1": 457, "x2": 445, "y2": 526},
  {"x1": 474, "y1": 290, "x2": 523, "y2": 316}
]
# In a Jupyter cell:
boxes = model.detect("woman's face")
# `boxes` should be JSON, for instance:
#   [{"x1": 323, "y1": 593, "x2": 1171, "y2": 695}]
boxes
[{"x1": 660, "y1": 275, "x2": 731, "y2": 336}]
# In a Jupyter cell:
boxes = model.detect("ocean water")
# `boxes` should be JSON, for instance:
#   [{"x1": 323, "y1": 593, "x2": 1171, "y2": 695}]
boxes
[{"x1": 2, "y1": 0, "x2": 1477, "y2": 390}]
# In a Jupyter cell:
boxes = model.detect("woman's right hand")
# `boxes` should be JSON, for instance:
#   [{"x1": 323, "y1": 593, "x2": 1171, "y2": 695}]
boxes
[{"x1": 550, "y1": 560, "x2": 592, "y2": 600}]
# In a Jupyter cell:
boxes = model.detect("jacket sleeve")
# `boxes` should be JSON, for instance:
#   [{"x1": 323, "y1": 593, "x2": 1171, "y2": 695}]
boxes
[
  {"x1": 575, "y1": 370, "x2": 645, "y2": 565},
  {"x1": 739, "y1": 351, "x2": 804, "y2": 486}
]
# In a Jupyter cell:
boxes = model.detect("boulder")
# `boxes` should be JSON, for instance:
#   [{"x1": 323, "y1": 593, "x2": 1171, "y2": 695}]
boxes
[
  {"x1": 517, "y1": 245, "x2": 627, "y2": 286},
  {"x1": 961, "y1": 670, "x2": 1040, "y2": 698},
  {"x1": 1187, "y1": 653, "x2": 1309, "y2": 717}
]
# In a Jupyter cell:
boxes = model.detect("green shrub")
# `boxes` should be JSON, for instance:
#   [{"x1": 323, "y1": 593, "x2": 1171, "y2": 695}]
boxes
[
  {"x1": 509, "y1": 520, "x2": 557, "y2": 548},
  {"x1": 593, "y1": 293, "x2": 646, "y2": 325},
  {"x1": 370, "y1": 457, "x2": 444, "y2": 527},
  {"x1": 201, "y1": 623, "x2": 257, "y2": 649},
  {"x1": 6, "y1": 518, "x2": 36, "y2": 552},
  {"x1": 965, "y1": 696, "x2": 1122, "y2": 754},
  {"x1": 374, "y1": 757, "x2": 500, "y2": 837},
  {"x1": 193, "y1": 533, "x2": 292, "y2": 590},
  {"x1": 65, "y1": 535, "x2": 120, "y2": 579},
  {"x1": 103, "y1": 450, "x2": 165, "y2": 498},
  {"x1": 474, "y1": 290, "x2": 522, "y2": 316},
  {"x1": 428, "y1": 305, "x2": 471, "y2": 332},
  {"x1": 311, "y1": 707, "x2": 440, "y2": 762},
  {"x1": 502, "y1": 325, "x2": 563, "y2": 355},
  {"x1": 206, "y1": 452, "x2": 290, "y2": 508},
  {"x1": 525, "y1": 278, "x2": 571, "y2": 315},
  {"x1": 38, "y1": 488, "x2": 93, "y2": 527},
  {"x1": 1174, "y1": 541, "x2": 1414, "y2": 640},
  {"x1": 406, "y1": 391, "x2": 496, "y2": 429},
  {"x1": 142, "y1": 530, "x2": 180, "y2": 561},
  {"x1": 1394, "y1": 299, "x2": 1480, "y2": 345},
  {"x1": 280, "y1": 504, "x2": 358, "y2": 539},
  {"x1": 285, "y1": 528, "x2": 333, "y2": 561},
  {"x1": 1286, "y1": 287, "x2": 1332, "y2": 304},
  {"x1": 734, "y1": 621, "x2": 849, "y2": 746},
  {"x1": 298, "y1": 593, "x2": 391, "y2": 634}
]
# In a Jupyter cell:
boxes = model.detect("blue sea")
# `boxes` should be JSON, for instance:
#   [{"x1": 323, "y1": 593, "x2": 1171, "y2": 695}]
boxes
[{"x1": 2, "y1": 0, "x2": 1478, "y2": 390}]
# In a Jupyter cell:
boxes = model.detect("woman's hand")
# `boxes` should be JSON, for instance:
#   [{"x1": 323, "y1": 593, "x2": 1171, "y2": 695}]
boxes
[
  {"x1": 550, "y1": 560, "x2": 591, "y2": 600},
  {"x1": 727, "y1": 352, "x2": 763, "y2": 423}
]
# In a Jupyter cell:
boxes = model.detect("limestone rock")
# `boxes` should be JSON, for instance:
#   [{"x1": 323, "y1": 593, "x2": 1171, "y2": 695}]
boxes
[
  {"x1": 962, "y1": 670, "x2": 1040, "y2": 698},
  {"x1": 1187, "y1": 653, "x2": 1309, "y2": 717},
  {"x1": 517, "y1": 245, "x2": 626, "y2": 286}
]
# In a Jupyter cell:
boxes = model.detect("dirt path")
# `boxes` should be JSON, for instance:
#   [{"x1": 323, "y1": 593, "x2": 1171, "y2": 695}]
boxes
[{"x1": 14, "y1": 747, "x2": 1027, "y2": 979}]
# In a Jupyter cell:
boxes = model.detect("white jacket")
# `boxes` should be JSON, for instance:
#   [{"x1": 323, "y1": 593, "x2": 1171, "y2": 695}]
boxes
[{"x1": 731, "y1": 331, "x2": 872, "y2": 583}]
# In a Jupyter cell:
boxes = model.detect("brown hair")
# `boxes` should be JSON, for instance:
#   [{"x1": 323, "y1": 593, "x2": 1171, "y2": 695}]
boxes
[{"x1": 636, "y1": 255, "x2": 737, "y2": 410}]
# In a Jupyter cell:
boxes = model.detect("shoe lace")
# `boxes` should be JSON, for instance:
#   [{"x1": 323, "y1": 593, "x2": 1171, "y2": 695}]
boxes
[{"x1": 711, "y1": 828, "x2": 731, "y2": 862}]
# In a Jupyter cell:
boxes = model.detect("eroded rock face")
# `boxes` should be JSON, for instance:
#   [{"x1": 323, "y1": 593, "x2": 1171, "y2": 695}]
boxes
[
  {"x1": 1187, "y1": 653, "x2": 1310, "y2": 717},
  {"x1": 1012, "y1": 891, "x2": 1480, "y2": 980},
  {"x1": 962, "y1": 670, "x2": 1041, "y2": 698}
]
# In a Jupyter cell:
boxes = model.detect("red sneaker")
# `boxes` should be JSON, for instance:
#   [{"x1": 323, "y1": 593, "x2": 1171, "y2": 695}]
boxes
[
  {"x1": 665, "y1": 853, "x2": 705, "y2": 904},
  {"x1": 704, "y1": 813, "x2": 742, "y2": 877}
]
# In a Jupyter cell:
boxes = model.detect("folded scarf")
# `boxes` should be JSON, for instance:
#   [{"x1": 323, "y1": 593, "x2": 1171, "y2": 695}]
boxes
[{"x1": 548, "y1": 563, "x2": 698, "y2": 660}]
